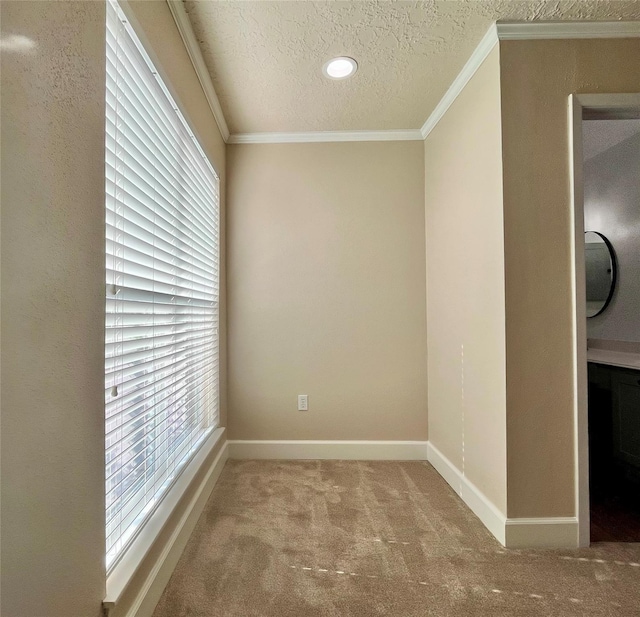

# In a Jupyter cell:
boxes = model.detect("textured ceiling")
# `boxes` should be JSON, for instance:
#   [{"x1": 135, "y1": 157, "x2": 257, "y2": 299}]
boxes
[
  {"x1": 183, "y1": 1, "x2": 640, "y2": 134},
  {"x1": 583, "y1": 119, "x2": 640, "y2": 160}
]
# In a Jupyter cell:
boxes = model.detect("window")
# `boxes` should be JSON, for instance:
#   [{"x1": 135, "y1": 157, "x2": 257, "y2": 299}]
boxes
[{"x1": 105, "y1": 0, "x2": 219, "y2": 569}]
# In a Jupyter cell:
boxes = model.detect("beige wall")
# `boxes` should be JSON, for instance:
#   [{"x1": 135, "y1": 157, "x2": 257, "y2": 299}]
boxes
[
  {"x1": 424, "y1": 38, "x2": 640, "y2": 524},
  {"x1": 500, "y1": 38, "x2": 640, "y2": 518},
  {"x1": 0, "y1": 1, "x2": 226, "y2": 615},
  {"x1": 1, "y1": 2, "x2": 107, "y2": 615},
  {"x1": 424, "y1": 48, "x2": 507, "y2": 513},
  {"x1": 227, "y1": 142, "x2": 428, "y2": 441}
]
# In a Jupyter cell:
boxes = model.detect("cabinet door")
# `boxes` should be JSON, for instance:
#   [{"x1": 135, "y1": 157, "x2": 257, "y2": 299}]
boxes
[
  {"x1": 612, "y1": 370, "x2": 640, "y2": 468},
  {"x1": 588, "y1": 363, "x2": 615, "y2": 493}
]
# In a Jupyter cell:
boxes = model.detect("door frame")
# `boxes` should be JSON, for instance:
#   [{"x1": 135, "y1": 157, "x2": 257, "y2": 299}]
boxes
[{"x1": 568, "y1": 93, "x2": 640, "y2": 547}]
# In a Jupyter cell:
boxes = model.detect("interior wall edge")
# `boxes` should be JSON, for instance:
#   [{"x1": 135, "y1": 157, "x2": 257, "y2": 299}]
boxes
[
  {"x1": 504, "y1": 517, "x2": 579, "y2": 549},
  {"x1": 427, "y1": 441, "x2": 506, "y2": 545},
  {"x1": 420, "y1": 24, "x2": 499, "y2": 139},
  {"x1": 427, "y1": 442, "x2": 580, "y2": 549}
]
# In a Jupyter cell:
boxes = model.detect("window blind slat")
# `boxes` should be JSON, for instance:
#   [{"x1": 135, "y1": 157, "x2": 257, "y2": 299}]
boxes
[
  {"x1": 105, "y1": 373, "x2": 218, "y2": 490},
  {"x1": 105, "y1": 0, "x2": 219, "y2": 570},
  {"x1": 105, "y1": 185, "x2": 217, "y2": 253},
  {"x1": 106, "y1": 271, "x2": 215, "y2": 301},
  {"x1": 106, "y1": 177, "x2": 218, "y2": 261},
  {"x1": 106, "y1": 299, "x2": 215, "y2": 317},
  {"x1": 106, "y1": 373, "x2": 218, "y2": 513},
  {"x1": 106, "y1": 259, "x2": 216, "y2": 296},
  {"x1": 106, "y1": 371, "x2": 218, "y2": 494},
  {"x1": 106, "y1": 285, "x2": 217, "y2": 307},
  {"x1": 106, "y1": 52, "x2": 218, "y2": 216},
  {"x1": 105, "y1": 332, "x2": 217, "y2": 371},
  {"x1": 106, "y1": 351, "x2": 218, "y2": 411},
  {"x1": 106, "y1": 309, "x2": 215, "y2": 325},
  {"x1": 105, "y1": 359, "x2": 218, "y2": 461},
  {"x1": 105, "y1": 345, "x2": 216, "y2": 408},
  {"x1": 105, "y1": 333, "x2": 216, "y2": 375},
  {"x1": 105, "y1": 202, "x2": 216, "y2": 269},
  {"x1": 105, "y1": 210, "x2": 218, "y2": 273},
  {"x1": 107, "y1": 421, "x2": 214, "y2": 547},
  {"x1": 105, "y1": 125, "x2": 219, "y2": 235},
  {"x1": 105, "y1": 327, "x2": 216, "y2": 361}
]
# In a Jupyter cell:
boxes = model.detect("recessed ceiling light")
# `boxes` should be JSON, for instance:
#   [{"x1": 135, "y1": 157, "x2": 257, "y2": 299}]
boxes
[{"x1": 323, "y1": 56, "x2": 358, "y2": 80}]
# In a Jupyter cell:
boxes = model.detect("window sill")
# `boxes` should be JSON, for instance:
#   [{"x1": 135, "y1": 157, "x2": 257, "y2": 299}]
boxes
[{"x1": 104, "y1": 426, "x2": 226, "y2": 613}]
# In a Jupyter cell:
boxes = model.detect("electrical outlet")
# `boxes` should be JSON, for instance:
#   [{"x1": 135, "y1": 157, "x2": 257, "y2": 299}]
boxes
[{"x1": 297, "y1": 395, "x2": 308, "y2": 411}]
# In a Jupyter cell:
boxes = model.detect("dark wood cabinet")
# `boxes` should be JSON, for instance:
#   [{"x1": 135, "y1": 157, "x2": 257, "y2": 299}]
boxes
[
  {"x1": 588, "y1": 362, "x2": 640, "y2": 493},
  {"x1": 588, "y1": 363, "x2": 614, "y2": 496},
  {"x1": 611, "y1": 369, "x2": 640, "y2": 468},
  {"x1": 588, "y1": 362, "x2": 640, "y2": 541}
]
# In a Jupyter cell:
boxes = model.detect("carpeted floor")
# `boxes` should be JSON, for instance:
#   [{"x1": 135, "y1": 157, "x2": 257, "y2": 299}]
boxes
[{"x1": 152, "y1": 460, "x2": 640, "y2": 616}]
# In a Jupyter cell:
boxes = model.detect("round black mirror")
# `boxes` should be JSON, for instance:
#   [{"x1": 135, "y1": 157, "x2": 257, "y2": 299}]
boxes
[{"x1": 585, "y1": 231, "x2": 617, "y2": 318}]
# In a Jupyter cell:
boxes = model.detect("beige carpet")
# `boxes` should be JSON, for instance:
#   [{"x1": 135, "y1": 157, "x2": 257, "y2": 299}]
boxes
[{"x1": 152, "y1": 460, "x2": 640, "y2": 616}]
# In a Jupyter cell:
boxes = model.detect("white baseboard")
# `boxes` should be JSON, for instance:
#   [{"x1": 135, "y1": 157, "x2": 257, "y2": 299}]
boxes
[
  {"x1": 426, "y1": 441, "x2": 507, "y2": 544},
  {"x1": 109, "y1": 434, "x2": 578, "y2": 614},
  {"x1": 107, "y1": 436, "x2": 230, "y2": 617},
  {"x1": 426, "y1": 441, "x2": 579, "y2": 549},
  {"x1": 505, "y1": 517, "x2": 579, "y2": 548},
  {"x1": 227, "y1": 439, "x2": 429, "y2": 461}
]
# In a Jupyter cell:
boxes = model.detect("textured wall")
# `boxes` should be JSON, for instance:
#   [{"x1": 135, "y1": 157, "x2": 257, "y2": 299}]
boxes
[
  {"x1": 424, "y1": 47, "x2": 507, "y2": 514},
  {"x1": 227, "y1": 142, "x2": 428, "y2": 441},
  {"x1": 0, "y1": 1, "x2": 228, "y2": 616},
  {"x1": 1, "y1": 2, "x2": 107, "y2": 615},
  {"x1": 585, "y1": 132, "x2": 640, "y2": 343},
  {"x1": 500, "y1": 38, "x2": 640, "y2": 518}
]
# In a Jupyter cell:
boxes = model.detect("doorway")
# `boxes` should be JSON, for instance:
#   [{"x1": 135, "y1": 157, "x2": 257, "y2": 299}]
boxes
[{"x1": 570, "y1": 94, "x2": 640, "y2": 546}]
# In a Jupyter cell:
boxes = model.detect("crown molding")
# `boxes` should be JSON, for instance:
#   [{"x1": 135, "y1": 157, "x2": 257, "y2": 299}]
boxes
[
  {"x1": 421, "y1": 20, "x2": 640, "y2": 140},
  {"x1": 166, "y1": 7, "x2": 638, "y2": 146},
  {"x1": 496, "y1": 20, "x2": 640, "y2": 40},
  {"x1": 228, "y1": 129, "x2": 424, "y2": 144},
  {"x1": 420, "y1": 24, "x2": 499, "y2": 140},
  {"x1": 167, "y1": 0, "x2": 230, "y2": 142}
]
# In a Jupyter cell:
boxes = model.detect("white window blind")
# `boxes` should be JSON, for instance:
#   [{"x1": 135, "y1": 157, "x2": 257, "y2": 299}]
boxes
[{"x1": 105, "y1": 0, "x2": 219, "y2": 569}]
